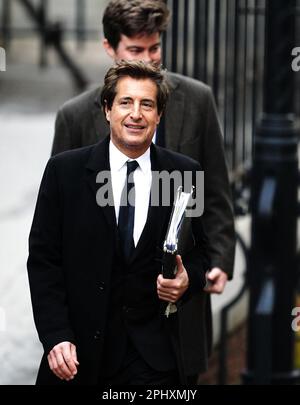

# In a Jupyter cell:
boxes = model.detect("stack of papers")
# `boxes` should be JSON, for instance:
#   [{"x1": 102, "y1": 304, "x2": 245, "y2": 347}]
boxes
[{"x1": 164, "y1": 186, "x2": 194, "y2": 253}]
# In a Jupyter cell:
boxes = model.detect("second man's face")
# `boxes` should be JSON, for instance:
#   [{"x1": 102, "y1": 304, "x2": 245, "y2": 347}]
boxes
[
  {"x1": 105, "y1": 76, "x2": 161, "y2": 158},
  {"x1": 103, "y1": 32, "x2": 162, "y2": 65}
]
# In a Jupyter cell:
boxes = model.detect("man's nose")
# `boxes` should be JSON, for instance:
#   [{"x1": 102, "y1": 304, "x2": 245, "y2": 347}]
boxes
[
  {"x1": 130, "y1": 104, "x2": 142, "y2": 119},
  {"x1": 140, "y1": 51, "x2": 152, "y2": 63}
]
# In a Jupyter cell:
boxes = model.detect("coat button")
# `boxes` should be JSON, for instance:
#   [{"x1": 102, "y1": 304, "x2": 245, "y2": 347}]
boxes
[
  {"x1": 94, "y1": 330, "x2": 101, "y2": 339},
  {"x1": 99, "y1": 282, "x2": 105, "y2": 291}
]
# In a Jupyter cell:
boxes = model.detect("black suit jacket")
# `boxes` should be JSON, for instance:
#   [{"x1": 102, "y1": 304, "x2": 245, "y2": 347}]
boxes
[
  {"x1": 27, "y1": 137, "x2": 211, "y2": 385},
  {"x1": 51, "y1": 72, "x2": 235, "y2": 278}
]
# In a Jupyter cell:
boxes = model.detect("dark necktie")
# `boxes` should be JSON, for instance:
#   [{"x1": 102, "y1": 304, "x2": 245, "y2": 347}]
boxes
[{"x1": 118, "y1": 160, "x2": 139, "y2": 262}]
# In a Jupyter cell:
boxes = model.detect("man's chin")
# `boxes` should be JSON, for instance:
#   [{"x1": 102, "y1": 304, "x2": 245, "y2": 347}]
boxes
[
  {"x1": 124, "y1": 140, "x2": 146, "y2": 149},
  {"x1": 123, "y1": 138, "x2": 151, "y2": 153}
]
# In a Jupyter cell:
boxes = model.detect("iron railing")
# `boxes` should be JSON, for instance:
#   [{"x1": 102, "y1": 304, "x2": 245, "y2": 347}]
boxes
[{"x1": 163, "y1": 0, "x2": 266, "y2": 178}]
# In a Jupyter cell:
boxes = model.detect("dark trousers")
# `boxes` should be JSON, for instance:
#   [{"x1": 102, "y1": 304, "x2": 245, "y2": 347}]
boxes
[{"x1": 102, "y1": 338, "x2": 179, "y2": 385}]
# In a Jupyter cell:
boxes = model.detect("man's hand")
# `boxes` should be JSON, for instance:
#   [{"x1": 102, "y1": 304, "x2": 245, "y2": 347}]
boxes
[
  {"x1": 204, "y1": 267, "x2": 228, "y2": 294},
  {"x1": 157, "y1": 255, "x2": 189, "y2": 303},
  {"x1": 47, "y1": 341, "x2": 79, "y2": 381}
]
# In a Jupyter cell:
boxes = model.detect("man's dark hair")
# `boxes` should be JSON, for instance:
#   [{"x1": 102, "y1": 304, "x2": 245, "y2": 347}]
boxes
[
  {"x1": 103, "y1": 0, "x2": 170, "y2": 50},
  {"x1": 101, "y1": 60, "x2": 169, "y2": 115}
]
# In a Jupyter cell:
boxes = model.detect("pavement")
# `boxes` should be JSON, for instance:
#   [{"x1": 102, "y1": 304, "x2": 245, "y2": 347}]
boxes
[{"x1": 0, "y1": 113, "x2": 54, "y2": 384}]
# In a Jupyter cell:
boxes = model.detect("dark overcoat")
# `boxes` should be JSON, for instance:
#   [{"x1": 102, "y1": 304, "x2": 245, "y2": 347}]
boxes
[{"x1": 28, "y1": 137, "x2": 211, "y2": 384}]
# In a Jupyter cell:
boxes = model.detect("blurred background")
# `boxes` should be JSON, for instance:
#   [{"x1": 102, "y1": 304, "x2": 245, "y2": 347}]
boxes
[{"x1": 0, "y1": 0, "x2": 299, "y2": 385}]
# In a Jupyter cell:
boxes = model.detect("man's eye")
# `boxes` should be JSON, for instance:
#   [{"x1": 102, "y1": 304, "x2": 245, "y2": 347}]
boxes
[
  {"x1": 120, "y1": 100, "x2": 130, "y2": 105},
  {"x1": 150, "y1": 46, "x2": 160, "y2": 53},
  {"x1": 142, "y1": 103, "x2": 153, "y2": 109}
]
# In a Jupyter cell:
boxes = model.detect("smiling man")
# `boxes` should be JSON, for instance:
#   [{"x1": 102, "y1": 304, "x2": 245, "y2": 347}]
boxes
[
  {"x1": 28, "y1": 61, "x2": 211, "y2": 385},
  {"x1": 104, "y1": 75, "x2": 161, "y2": 157}
]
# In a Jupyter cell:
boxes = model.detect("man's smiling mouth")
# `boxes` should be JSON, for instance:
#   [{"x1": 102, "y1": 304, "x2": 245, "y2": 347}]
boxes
[{"x1": 125, "y1": 124, "x2": 146, "y2": 130}]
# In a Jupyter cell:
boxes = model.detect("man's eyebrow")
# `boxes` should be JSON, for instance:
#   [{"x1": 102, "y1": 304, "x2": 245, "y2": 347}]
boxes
[
  {"x1": 118, "y1": 97, "x2": 155, "y2": 104},
  {"x1": 149, "y1": 42, "x2": 161, "y2": 48},
  {"x1": 126, "y1": 46, "x2": 143, "y2": 50},
  {"x1": 126, "y1": 42, "x2": 161, "y2": 51}
]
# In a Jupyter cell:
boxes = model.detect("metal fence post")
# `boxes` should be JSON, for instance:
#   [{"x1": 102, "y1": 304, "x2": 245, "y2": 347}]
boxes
[
  {"x1": 1, "y1": 0, "x2": 11, "y2": 50},
  {"x1": 243, "y1": 0, "x2": 300, "y2": 384}
]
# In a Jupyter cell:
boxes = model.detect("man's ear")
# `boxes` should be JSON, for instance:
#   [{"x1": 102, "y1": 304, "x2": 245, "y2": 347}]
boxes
[
  {"x1": 156, "y1": 113, "x2": 162, "y2": 126},
  {"x1": 103, "y1": 39, "x2": 116, "y2": 60}
]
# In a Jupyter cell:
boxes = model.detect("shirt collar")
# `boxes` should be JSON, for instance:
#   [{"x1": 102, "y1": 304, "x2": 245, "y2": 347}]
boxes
[{"x1": 109, "y1": 140, "x2": 151, "y2": 174}]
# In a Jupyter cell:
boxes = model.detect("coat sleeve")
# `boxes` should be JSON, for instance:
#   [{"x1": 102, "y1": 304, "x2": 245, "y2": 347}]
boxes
[
  {"x1": 50, "y1": 88, "x2": 105, "y2": 157},
  {"x1": 182, "y1": 217, "x2": 211, "y2": 296},
  {"x1": 51, "y1": 107, "x2": 74, "y2": 156},
  {"x1": 180, "y1": 166, "x2": 211, "y2": 297},
  {"x1": 201, "y1": 87, "x2": 236, "y2": 278},
  {"x1": 27, "y1": 158, "x2": 75, "y2": 354}
]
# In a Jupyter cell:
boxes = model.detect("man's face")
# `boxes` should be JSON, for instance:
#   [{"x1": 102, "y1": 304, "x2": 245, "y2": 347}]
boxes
[
  {"x1": 103, "y1": 33, "x2": 162, "y2": 64},
  {"x1": 105, "y1": 76, "x2": 161, "y2": 158}
]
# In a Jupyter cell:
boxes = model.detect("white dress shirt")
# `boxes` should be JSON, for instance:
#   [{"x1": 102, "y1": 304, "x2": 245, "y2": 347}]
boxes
[{"x1": 109, "y1": 141, "x2": 152, "y2": 247}]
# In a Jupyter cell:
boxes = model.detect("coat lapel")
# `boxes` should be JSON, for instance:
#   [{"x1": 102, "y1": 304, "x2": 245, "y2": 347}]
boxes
[
  {"x1": 85, "y1": 136, "x2": 117, "y2": 233},
  {"x1": 165, "y1": 73, "x2": 185, "y2": 151}
]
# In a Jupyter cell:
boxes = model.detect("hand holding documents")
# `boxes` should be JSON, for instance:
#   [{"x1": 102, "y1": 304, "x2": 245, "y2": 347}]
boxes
[
  {"x1": 162, "y1": 186, "x2": 194, "y2": 278},
  {"x1": 162, "y1": 186, "x2": 194, "y2": 317}
]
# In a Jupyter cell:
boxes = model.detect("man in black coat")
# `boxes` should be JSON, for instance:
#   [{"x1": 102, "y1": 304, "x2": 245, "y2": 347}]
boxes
[
  {"x1": 28, "y1": 61, "x2": 211, "y2": 385},
  {"x1": 51, "y1": 0, "x2": 235, "y2": 292}
]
